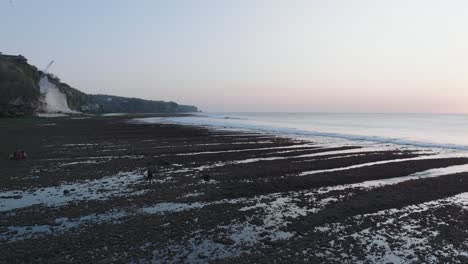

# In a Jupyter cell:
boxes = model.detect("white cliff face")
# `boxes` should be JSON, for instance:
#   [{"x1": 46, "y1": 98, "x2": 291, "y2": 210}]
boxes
[
  {"x1": 39, "y1": 76, "x2": 49, "y2": 94},
  {"x1": 39, "y1": 76, "x2": 77, "y2": 113}
]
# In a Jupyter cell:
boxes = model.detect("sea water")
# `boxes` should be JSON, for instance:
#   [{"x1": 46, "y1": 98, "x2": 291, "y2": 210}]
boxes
[{"x1": 138, "y1": 112, "x2": 468, "y2": 150}]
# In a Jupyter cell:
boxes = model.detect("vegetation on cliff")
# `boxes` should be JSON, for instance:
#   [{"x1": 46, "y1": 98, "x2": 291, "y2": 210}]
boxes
[
  {"x1": 0, "y1": 54, "x2": 198, "y2": 117},
  {"x1": 0, "y1": 57, "x2": 41, "y2": 117}
]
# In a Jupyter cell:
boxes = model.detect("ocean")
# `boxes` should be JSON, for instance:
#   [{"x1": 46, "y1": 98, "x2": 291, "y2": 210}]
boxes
[{"x1": 139, "y1": 112, "x2": 468, "y2": 151}]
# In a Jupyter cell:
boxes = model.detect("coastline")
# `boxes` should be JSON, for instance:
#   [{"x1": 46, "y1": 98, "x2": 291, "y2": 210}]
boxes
[
  {"x1": 151, "y1": 113, "x2": 468, "y2": 151},
  {"x1": 1, "y1": 116, "x2": 468, "y2": 263}
]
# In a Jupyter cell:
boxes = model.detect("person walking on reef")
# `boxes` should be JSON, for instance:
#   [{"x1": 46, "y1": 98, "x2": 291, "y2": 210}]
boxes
[{"x1": 146, "y1": 163, "x2": 154, "y2": 183}]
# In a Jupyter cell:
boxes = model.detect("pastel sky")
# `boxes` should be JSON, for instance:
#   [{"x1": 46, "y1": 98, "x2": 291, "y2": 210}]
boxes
[{"x1": 2, "y1": 0, "x2": 468, "y2": 113}]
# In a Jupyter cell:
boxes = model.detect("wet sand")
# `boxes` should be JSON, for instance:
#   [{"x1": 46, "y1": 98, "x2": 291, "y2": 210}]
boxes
[{"x1": 1, "y1": 116, "x2": 468, "y2": 263}]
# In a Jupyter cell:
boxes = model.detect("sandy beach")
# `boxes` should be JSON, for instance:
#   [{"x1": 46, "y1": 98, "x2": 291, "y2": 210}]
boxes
[{"x1": 1, "y1": 116, "x2": 468, "y2": 263}]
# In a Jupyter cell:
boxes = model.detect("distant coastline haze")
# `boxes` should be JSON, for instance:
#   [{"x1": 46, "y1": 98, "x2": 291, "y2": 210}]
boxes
[{"x1": 2, "y1": 0, "x2": 468, "y2": 113}]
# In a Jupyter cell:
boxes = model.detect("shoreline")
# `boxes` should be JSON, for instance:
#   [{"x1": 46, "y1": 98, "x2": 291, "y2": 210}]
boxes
[
  {"x1": 1, "y1": 116, "x2": 468, "y2": 263},
  {"x1": 145, "y1": 113, "x2": 468, "y2": 152}
]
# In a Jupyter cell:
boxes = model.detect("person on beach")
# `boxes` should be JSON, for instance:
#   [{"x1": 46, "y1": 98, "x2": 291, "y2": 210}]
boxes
[
  {"x1": 202, "y1": 173, "x2": 210, "y2": 182},
  {"x1": 146, "y1": 163, "x2": 154, "y2": 183},
  {"x1": 9, "y1": 149, "x2": 28, "y2": 160}
]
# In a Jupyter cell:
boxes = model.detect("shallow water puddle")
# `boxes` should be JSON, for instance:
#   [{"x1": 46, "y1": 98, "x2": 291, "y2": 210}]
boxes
[
  {"x1": 299, "y1": 152, "x2": 468, "y2": 176},
  {"x1": 0, "y1": 210, "x2": 128, "y2": 242},
  {"x1": 151, "y1": 194, "x2": 311, "y2": 263},
  {"x1": 0, "y1": 171, "x2": 147, "y2": 212},
  {"x1": 170, "y1": 146, "x2": 396, "y2": 173},
  {"x1": 167, "y1": 143, "x2": 317, "y2": 156},
  {"x1": 1, "y1": 202, "x2": 209, "y2": 242},
  {"x1": 312, "y1": 192, "x2": 468, "y2": 263}
]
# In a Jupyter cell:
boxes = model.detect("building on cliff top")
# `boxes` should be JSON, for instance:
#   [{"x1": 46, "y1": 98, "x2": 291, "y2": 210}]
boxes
[{"x1": 0, "y1": 52, "x2": 27, "y2": 62}]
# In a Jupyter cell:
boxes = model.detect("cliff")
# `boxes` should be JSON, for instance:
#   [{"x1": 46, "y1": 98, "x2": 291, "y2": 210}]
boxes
[
  {"x1": 0, "y1": 53, "x2": 199, "y2": 117},
  {"x1": 0, "y1": 56, "x2": 42, "y2": 117}
]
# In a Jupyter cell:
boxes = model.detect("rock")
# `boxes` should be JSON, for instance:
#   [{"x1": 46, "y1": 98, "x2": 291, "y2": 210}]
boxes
[{"x1": 213, "y1": 237, "x2": 235, "y2": 245}]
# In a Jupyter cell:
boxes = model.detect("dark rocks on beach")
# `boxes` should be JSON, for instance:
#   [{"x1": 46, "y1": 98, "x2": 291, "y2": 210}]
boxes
[
  {"x1": 202, "y1": 173, "x2": 210, "y2": 182},
  {"x1": 160, "y1": 160, "x2": 171, "y2": 167},
  {"x1": 2, "y1": 116, "x2": 468, "y2": 263},
  {"x1": 0, "y1": 195, "x2": 22, "y2": 199},
  {"x1": 213, "y1": 237, "x2": 235, "y2": 246}
]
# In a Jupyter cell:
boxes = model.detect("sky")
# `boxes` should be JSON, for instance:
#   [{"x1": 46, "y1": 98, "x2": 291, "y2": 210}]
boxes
[{"x1": 2, "y1": 0, "x2": 468, "y2": 113}]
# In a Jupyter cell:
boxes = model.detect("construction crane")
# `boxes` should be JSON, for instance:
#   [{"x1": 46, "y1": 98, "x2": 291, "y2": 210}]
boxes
[{"x1": 42, "y1": 60, "x2": 54, "y2": 76}]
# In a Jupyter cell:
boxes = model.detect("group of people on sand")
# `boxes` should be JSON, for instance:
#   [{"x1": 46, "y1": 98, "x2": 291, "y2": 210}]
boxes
[
  {"x1": 9, "y1": 149, "x2": 28, "y2": 161},
  {"x1": 9, "y1": 148, "x2": 212, "y2": 184},
  {"x1": 9, "y1": 149, "x2": 211, "y2": 184}
]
